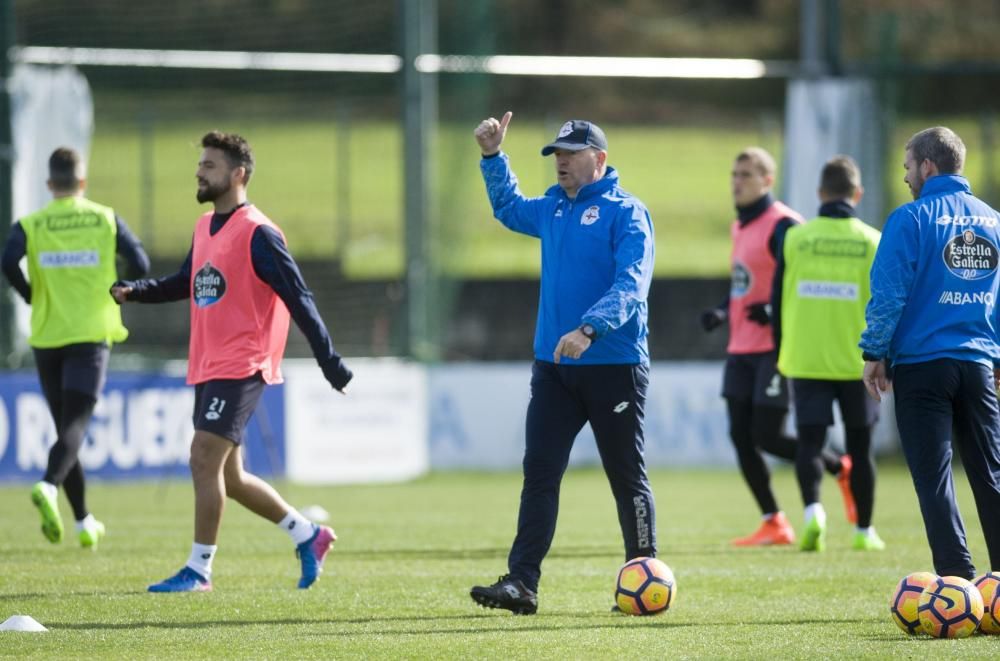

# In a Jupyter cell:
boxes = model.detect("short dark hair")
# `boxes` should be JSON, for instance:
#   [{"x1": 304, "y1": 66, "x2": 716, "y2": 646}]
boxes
[
  {"x1": 201, "y1": 131, "x2": 255, "y2": 183},
  {"x1": 49, "y1": 147, "x2": 85, "y2": 190},
  {"x1": 905, "y1": 126, "x2": 965, "y2": 174},
  {"x1": 819, "y1": 155, "x2": 861, "y2": 199}
]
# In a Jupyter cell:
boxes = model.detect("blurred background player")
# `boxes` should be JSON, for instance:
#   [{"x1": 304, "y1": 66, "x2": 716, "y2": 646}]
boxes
[
  {"x1": 700, "y1": 147, "x2": 855, "y2": 546},
  {"x1": 111, "y1": 131, "x2": 353, "y2": 592},
  {"x1": 861, "y1": 126, "x2": 1000, "y2": 579},
  {"x1": 469, "y1": 113, "x2": 657, "y2": 614},
  {"x1": 772, "y1": 155, "x2": 884, "y2": 553},
  {"x1": 1, "y1": 147, "x2": 150, "y2": 549}
]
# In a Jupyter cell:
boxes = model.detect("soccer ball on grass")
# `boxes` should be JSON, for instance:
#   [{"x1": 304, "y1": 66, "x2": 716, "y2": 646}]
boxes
[
  {"x1": 973, "y1": 572, "x2": 1000, "y2": 635},
  {"x1": 890, "y1": 571, "x2": 938, "y2": 635},
  {"x1": 917, "y1": 575, "x2": 984, "y2": 639},
  {"x1": 614, "y1": 556, "x2": 675, "y2": 616}
]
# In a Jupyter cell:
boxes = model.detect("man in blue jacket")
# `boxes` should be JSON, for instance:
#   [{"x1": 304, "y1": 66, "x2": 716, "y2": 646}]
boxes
[
  {"x1": 860, "y1": 126, "x2": 1000, "y2": 579},
  {"x1": 469, "y1": 112, "x2": 658, "y2": 614}
]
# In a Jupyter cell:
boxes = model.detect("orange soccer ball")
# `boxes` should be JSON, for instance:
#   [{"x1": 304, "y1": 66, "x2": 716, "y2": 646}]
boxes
[
  {"x1": 973, "y1": 572, "x2": 1000, "y2": 635},
  {"x1": 614, "y1": 557, "x2": 675, "y2": 616},
  {"x1": 890, "y1": 572, "x2": 938, "y2": 635},
  {"x1": 917, "y1": 575, "x2": 984, "y2": 639}
]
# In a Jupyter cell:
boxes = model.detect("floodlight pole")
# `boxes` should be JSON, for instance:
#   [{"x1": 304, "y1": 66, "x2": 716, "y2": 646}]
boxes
[
  {"x1": 0, "y1": 0, "x2": 15, "y2": 363},
  {"x1": 400, "y1": 0, "x2": 437, "y2": 361}
]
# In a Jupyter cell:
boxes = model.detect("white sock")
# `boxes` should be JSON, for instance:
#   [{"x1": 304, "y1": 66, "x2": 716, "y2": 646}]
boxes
[
  {"x1": 37, "y1": 481, "x2": 57, "y2": 500},
  {"x1": 76, "y1": 514, "x2": 97, "y2": 532},
  {"x1": 856, "y1": 526, "x2": 874, "y2": 536},
  {"x1": 804, "y1": 503, "x2": 826, "y2": 525},
  {"x1": 186, "y1": 543, "x2": 217, "y2": 579},
  {"x1": 279, "y1": 510, "x2": 316, "y2": 545}
]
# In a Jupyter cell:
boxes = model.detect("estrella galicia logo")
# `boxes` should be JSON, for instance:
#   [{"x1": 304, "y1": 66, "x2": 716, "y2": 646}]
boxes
[
  {"x1": 943, "y1": 230, "x2": 999, "y2": 281},
  {"x1": 193, "y1": 261, "x2": 226, "y2": 307},
  {"x1": 731, "y1": 261, "x2": 752, "y2": 298}
]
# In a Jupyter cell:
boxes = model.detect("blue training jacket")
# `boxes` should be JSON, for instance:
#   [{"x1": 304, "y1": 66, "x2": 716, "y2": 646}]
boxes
[
  {"x1": 860, "y1": 174, "x2": 1000, "y2": 367},
  {"x1": 481, "y1": 152, "x2": 654, "y2": 365}
]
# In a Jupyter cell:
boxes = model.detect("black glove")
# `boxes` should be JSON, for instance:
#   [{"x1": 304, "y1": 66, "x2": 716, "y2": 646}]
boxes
[
  {"x1": 109, "y1": 280, "x2": 132, "y2": 305},
  {"x1": 700, "y1": 308, "x2": 726, "y2": 332},
  {"x1": 745, "y1": 302, "x2": 771, "y2": 326},
  {"x1": 321, "y1": 355, "x2": 353, "y2": 392}
]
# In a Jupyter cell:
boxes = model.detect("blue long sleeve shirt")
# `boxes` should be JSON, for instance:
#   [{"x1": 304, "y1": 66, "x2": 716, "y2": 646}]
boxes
[
  {"x1": 481, "y1": 152, "x2": 654, "y2": 364},
  {"x1": 860, "y1": 174, "x2": 1000, "y2": 367}
]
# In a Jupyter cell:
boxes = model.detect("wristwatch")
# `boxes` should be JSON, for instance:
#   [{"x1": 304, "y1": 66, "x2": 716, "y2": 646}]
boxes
[{"x1": 579, "y1": 324, "x2": 597, "y2": 342}]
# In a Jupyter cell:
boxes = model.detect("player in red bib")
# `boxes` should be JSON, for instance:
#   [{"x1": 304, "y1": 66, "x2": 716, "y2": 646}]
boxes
[
  {"x1": 700, "y1": 147, "x2": 855, "y2": 546},
  {"x1": 112, "y1": 132, "x2": 353, "y2": 592}
]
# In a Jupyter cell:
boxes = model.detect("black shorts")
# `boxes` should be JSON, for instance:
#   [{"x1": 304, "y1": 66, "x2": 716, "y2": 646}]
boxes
[
  {"x1": 192, "y1": 373, "x2": 266, "y2": 445},
  {"x1": 722, "y1": 351, "x2": 789, "y2": 408},
  {"x1": 791, "y1": 378, "x2": 880, "y2": 428},
  {"x1": 33, "y1": 342, "x2": 110, "y2": 400}
]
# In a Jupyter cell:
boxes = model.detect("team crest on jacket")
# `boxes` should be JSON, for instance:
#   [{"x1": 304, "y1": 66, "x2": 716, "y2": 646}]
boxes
[
  {"x1": 581, "y1": 206, "x2": 600, "y2": 226},
  {"x1": 193, "y1": 261, "x2": 226, "y2": 307},
  {"x1": 943, "y1": 230, "x2": 999, "y2": 280}
]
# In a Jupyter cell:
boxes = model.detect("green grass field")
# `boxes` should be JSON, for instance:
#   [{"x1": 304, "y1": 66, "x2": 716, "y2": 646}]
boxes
[
  {"x1": 2, "y1": 465, "x2": 998, "y2": 658},
  {"x1": 86, "y1": 89, "x2": 1000, "y2": 280},
  {"x1": 87, "y1": 116, "x2": 780, "y2": 278}
]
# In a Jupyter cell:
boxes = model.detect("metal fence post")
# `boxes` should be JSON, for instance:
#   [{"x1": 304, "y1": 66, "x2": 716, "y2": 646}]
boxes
[
  {"x1": 400, "y1": 0, "x2": 437, "y2": 361},
  {"x1": 0, "y1": 0, "x2": 16, "y2": 363}
]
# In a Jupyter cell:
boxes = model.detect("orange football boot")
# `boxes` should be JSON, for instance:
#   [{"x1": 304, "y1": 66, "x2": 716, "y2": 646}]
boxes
[
  {"x1": 731, "y1": 511, "x2": 796, "y2": 546},
  {"x1": 836, "y1": 455, "x2": 858, "y2": 524}
]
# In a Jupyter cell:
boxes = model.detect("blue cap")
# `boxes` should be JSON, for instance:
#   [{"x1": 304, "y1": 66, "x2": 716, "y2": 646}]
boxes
[{"x1": 540, "y1": 120, "x2": 608, "y2": 156}]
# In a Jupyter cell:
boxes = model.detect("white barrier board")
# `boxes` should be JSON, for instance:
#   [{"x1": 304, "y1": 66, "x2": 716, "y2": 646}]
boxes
[
  {"x1": 428, "y1": 362, "x2": 735, "y2": 469},
  {"x1": 427, "y1": 362, "x2": 897, "y2": 469},
  {"x1": 283, "y1": 358, "x2": 428, "y2": 483}
]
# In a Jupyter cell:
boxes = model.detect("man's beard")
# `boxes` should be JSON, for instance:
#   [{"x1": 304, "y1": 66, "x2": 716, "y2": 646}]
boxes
[{"x1": 196, "y1": 179, "x2": 231, "y2": 203}]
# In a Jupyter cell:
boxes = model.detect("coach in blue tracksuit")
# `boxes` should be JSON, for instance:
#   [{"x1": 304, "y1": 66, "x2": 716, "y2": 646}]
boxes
[
  {"x1": 469, "y1": 112, "x2": 657, "y2": 614},
  {"x1": 860, "y1": 126, "x2": 1000, "y2": 579}
]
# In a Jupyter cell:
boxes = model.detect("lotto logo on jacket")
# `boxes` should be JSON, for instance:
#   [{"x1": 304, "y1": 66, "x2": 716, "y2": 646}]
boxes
[{"x1": 193, "y1": 262, "x2": 227, "y2": 307}]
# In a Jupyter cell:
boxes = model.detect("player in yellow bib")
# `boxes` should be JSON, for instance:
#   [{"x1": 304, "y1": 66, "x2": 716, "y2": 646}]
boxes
[
  {"x1": 1, "y1": 147, "x2": 149, "y2": 548},
  {"x1": 771, "y1": 155, "x2": 884, "y2": 552}
]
